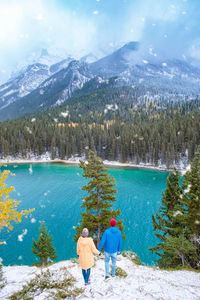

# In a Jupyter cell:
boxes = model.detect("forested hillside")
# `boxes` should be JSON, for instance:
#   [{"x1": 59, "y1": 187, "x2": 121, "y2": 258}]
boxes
[{"x1": 0, "y1": 85, "x2": 199, "y2": 168}]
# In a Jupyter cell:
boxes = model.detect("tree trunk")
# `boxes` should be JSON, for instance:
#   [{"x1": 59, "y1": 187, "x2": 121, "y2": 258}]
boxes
[
  {"x1": 41, "y1": 257, "x2": 48, "y2": 267},
  {"x1": 178, "y1": 253, "x2": 185, "y2": 266},
  {"x1": 97, "y1": 190, "x2": 101, "y2": 247}
]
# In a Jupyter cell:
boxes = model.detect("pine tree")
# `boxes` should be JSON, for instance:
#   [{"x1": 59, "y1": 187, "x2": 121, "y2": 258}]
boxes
[
  {"x1": 182, "y1": 147, "x2": 200, "y2": 236},
  {"x1": 149, "y1": 168, "x2": 184, "y2": 267},
  {"x1": 74, "y1": 150, "x2": 125, "y2": 246},
  {"x1": 32, "y1": 223, "x2": 57, "y2": 266},
  {"x1": 150, "y1": 149, "x2": 200, "y2": 269},
  {"x1": 180, "y1": 147, "x2": 200, "y2": 268},
  {"x1": 161, "y1": 234, "x2": 198, "y2": 268}
]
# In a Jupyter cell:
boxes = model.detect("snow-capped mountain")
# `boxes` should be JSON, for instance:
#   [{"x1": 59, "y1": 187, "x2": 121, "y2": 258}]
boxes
[
  {"x1": 0, "y1": 41, "x2": 200, "y2": 121},
  {"x1": 91, "y1": 41, "x2": 200, "y2": 87},
  {"x1": 0, "y1": 60, "x2": 93, "y2": 121},
  {"x1": 91, "y1": 42, "x2": 140, "y2": 75},
  {"x1": 0, "y1": 58, "x2": 72, "y2": 111}
]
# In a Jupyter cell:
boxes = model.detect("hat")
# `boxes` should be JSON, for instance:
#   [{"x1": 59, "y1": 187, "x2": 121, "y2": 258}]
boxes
[
  {"x1": 82, "y1": 228, "x2": 89, "y2": 237},
  {"x1": 110, "y1": 219, "x2": 117, "y2": 227}
]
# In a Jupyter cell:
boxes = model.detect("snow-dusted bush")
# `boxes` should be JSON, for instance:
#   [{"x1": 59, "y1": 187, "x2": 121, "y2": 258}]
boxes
[
  {"x1": 122, "y1": 250, "x2": 142, "y2": 265},
  {"x1": 0, "y1": 263, "x2": 6, "y2": 289},
  {"x1": 9, "y1": 268, "x2": 83, "y2": 299},
  {"x1": 115, "y1": 266, "x2": 128, "y2": 278}
]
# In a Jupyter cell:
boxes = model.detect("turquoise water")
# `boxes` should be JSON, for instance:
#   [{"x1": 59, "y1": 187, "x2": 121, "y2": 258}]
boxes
[{"x1": 0, "y1": 163, "x2": 169, "y2": 266}]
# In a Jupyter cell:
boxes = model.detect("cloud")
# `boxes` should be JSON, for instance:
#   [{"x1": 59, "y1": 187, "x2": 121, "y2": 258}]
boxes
[
  {"x1": 0, "y1": 0, "x2": 97, "y2": 80},
  {"x1": 189, "y1": 39, "x2": 200, "y2": 60},
  {"x1": 0, "y1": 0, "x2": 200, "y2": 83}
]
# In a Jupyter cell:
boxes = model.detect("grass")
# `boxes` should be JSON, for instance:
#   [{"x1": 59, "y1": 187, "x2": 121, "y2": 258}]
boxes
[
  {"x1": 160, "y1": 266, "x2": 200, "y2": 273},
  {"x1": 9, "y1": 267, "x2": 84, "y2": 300}
]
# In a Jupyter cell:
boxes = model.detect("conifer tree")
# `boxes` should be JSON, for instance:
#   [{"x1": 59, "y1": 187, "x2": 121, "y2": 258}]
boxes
[
  {"x1": 149, "y1": 168, "x2": 184, "y2": 267},
  {"x1": 182, "y1": 147, "x2": 200, "y2": 237},
  {"x1": 74, "y1": 150, "x2": 124, "y2": 246},
  {"x1": 180, "y1": 147, "x2": 200, "y2": 268},
  {"x1": 161, "y1": 234, "x2": 198, "y2": 268},
  {"x1": 32, "y1": 223, "x2": 57, "y2": 266},
  {"x1": 150, "y1": 149, "x2": 200, "y2": 269}
]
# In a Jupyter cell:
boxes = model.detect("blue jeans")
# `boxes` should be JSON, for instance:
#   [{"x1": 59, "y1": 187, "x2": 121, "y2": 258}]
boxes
[
  {"x1": 105, "y1": 252, "x2": 117, "y2": 277},
  {"x1": 82, "y1": 268, "x2": 91, "y2": 284}
]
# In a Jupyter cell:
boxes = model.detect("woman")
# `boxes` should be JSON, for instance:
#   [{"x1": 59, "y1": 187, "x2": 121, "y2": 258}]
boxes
[{"x1": 77, "y1": 228, "x2": 100, "y2": 285}]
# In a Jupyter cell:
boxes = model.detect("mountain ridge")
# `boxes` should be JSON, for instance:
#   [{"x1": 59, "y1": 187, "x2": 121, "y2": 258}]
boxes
[{"x1": 0, "y1": 41, "x2": 200, "y2": 121}]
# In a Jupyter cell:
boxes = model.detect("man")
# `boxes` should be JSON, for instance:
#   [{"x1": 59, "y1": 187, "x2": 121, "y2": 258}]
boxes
[{"x1": 98, "y1": 219, "x2": 122, "y2": 281}]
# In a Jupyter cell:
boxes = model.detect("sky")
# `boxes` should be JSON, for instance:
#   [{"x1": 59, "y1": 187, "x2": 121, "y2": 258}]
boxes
[{"x1": 0, "y1": 0, "x2": 200, "y2": 82}]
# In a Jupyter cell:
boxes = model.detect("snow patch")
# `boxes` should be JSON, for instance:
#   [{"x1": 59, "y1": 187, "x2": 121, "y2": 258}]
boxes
[
  {"x1": 60, "y1": 111, "x2": 69, "y2": 118},
  {"x1": 1, "y1": 257, "x2": 200, "y2": 300},
  {"x1": 18, "y1": 229, "x2": 28, "y2": 242}
]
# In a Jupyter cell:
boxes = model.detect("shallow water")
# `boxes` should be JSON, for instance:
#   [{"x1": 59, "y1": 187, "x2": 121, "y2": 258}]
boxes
[{"x1": 0, "y1": 163, "x2": 169, "y2": 266}]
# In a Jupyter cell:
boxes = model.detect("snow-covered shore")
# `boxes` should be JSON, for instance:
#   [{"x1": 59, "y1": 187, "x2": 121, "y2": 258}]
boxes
[
  {"x1": 0, "y1": 153, "x2": 185, "y2": 172},
  {"x1": 1, "y1": 256, "x2": 200, "y2": 300}
]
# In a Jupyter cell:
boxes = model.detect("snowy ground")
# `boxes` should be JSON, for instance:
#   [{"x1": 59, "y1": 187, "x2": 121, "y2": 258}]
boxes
[
  {"x1": 1, "y1": 256, "x2": 200, "y2": 300},
  {"x1": 0, "y1": 152, "x2": 186, "y2": 172}
]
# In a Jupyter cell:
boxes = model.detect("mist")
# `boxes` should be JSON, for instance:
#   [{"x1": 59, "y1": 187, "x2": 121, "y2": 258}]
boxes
[{"x1": 0, "y1": 0, "x2": 200, "y2": 83}]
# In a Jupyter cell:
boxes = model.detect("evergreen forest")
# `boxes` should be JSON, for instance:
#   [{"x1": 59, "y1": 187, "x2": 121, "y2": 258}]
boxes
[{"x1": 0, "y1": 85, "x2": 200, "y2": 167}]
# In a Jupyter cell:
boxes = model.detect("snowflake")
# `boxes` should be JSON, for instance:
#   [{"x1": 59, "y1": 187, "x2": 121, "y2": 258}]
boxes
[
  {"x1": 173, "y1": 211, "x2": 183, "y2": 217},
  {"x1": 184, "y1": 184, "x2": 191, "y2": 193}
]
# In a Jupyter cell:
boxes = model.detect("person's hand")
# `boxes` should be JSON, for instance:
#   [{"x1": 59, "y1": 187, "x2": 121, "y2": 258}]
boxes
[{"x1": 117, "y1": 251, "x2": 120, "y2": 254}]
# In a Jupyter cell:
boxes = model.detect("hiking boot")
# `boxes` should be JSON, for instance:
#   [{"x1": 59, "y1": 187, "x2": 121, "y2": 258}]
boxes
[{"x1": 104, "y1": 276, "x2": 110, "y2": 281}]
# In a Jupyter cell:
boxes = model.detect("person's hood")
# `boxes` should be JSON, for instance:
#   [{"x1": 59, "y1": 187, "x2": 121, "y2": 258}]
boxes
[
  {"x1": 79, "y1": 236, "x2": 90, "y2": 246},
  {"x1": 109, "y1": 227, "x2": 119, "y2": 233}
]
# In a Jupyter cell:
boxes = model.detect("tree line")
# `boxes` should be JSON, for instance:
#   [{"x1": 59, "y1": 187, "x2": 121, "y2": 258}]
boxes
[
  {"x1": 0, "y1": 84, "x2": 200, "y2": 167},
  {"x1": 0, "y1": 104, "x2": 199, "y2": 168}
]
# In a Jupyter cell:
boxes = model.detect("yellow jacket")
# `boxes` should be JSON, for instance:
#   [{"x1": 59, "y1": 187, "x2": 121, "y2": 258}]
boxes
[{"x1": 77, "y1": 236, "x2": 100, "y2": 270}]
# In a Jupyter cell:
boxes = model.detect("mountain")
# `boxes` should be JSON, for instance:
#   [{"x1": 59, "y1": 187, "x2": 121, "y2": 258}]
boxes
[
  {"x1": 0, "y1": 58, "x2": 72, "y2": 111},
  {"x1": 0, "y1": 60, "x2": 93, "y2": 121},
  {"x1": 91, "y1": 41, "x2": 140, "y2": 75},
  {"x1": 91, "y1": 42, "x2": 200, "y2": 96},
  {"x1": 0, "y1": 41, "x2": 200, "y2": 122}
]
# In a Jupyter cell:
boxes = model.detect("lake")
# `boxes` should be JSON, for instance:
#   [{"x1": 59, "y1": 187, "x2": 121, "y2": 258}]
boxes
[{"x1": 0, "y1": 163, "x2": 169, "y2": 266}]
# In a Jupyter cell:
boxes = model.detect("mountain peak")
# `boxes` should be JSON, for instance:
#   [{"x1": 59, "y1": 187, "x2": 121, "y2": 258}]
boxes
[{"x1": 121, "y1": 41, "x2": 140, "y2": 51}]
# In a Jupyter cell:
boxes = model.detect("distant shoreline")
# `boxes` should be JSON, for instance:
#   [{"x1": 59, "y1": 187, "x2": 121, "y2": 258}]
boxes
[{"x1": 0, "y1": 157, "x2": 182, "y2": 172}]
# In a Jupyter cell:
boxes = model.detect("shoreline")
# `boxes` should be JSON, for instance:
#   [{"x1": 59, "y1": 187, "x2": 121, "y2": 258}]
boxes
[{"x1": 0, "y1": 157, "x2": 181, "y2": 172}]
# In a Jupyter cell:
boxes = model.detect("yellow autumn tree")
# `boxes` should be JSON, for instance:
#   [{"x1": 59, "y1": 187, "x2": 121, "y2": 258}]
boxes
[{"x1": 0, "y1": 165, "x2": 34, "y2": 243}]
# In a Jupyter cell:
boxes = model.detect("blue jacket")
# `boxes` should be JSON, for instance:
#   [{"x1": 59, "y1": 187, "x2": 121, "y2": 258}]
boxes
[{"x1": 98, "y1": 227, "x2": 122, "y2": 253}]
